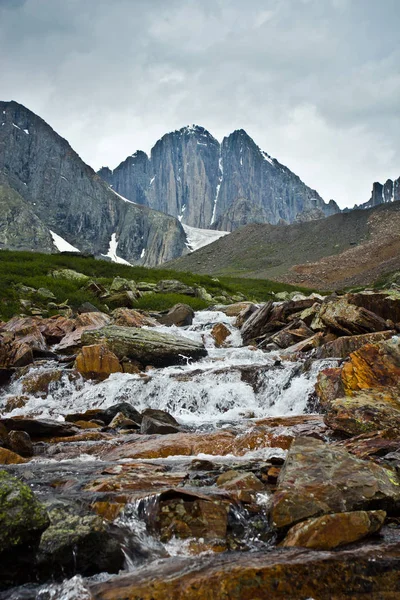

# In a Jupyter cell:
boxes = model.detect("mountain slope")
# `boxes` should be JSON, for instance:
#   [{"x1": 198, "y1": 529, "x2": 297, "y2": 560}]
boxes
[
  {"x1": 165, "y1": 201, "x2": 400, "y2": 290},
  {"x1": 355, "y1": 177, "x2": 400, "y2": 210},
  {"x1": 99, "y1": 126, "x2": 340, "y2": 231},
  {"x1": 0, "y1": 101, "x2": 187, "y2": 266}
]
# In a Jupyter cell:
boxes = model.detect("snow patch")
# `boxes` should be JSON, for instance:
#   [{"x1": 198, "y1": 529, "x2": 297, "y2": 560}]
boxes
[
  {"x1": 150, "y1": 176, "x2": 155, "y2": 185},
  {"x1": 262, "y1": 151, "x2": 275, "y2": 166},
  {"x1": 101, "y1": 233, "x2": 131, "y2": 265},
  {"x1": 24, "y1": 129, "x2": 29, "y2": 135},
  {"x1": 110, "y1": 188, "x2": 137, "y2": 205},
  {"x1": 211, "y1": 156, "x2": 224, "y2": 225},
  {"x1": 140, "y1": 248, "x2": 146, "y2": 259},
  {"x1": 50, "y1": 231, "x2": 80, "y2": 253},
  {"x1": 12, "y1": 123, "x2": 21, "y2": 130},
  {"x1": 183, "y1": 224, "x2": 229, "y2": 252}
]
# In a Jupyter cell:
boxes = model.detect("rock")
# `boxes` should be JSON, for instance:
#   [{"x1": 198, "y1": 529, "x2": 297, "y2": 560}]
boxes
[
  {"x1": 141, "y1": 408, "x2": 180, "y2": 426},
  {"x1": 112, "y1": 308, "x2": 158, "y2": 328},
  {"x1": 220, "y1": 302, "x2": 255, "y2": 317},
  {"x1": 89, "y1": 541, "x2": 400, "y2": 600},
  {"x1": 316, "y1": 330, "x2": 395, "y2": 358},
  {"x1": 216, "y1": 470, "x2": 265, "y2": 492},
  {"x1": 56, "y1": 312, "x2": 110, "y2": 353},
  {"x1": 347, "y1": 290, "x2": 400, "y2": 323},
  {"x1": 0, "y1": 447, "x2": 27, "y2": 464},
  {"x1": 270, "y1": 321, "x2": 314, "y2": 349},
  {"x1": 0, "y1": 417, "x2": 78, "y2": 439},
  {"x1": 156, "y1": 280, "x2": 196, "y2": 295},
  {"x1": 21, "y1": 368, "x2": 64, "y2": 395},
  {"x1": 140, "y1": 416, "x2": 181, "y2": 435},
  {"x1": 319, "y1": 297, "x2": 388, "y2": 335},
  {"x1": 108, "y1": 412, "x2": 140, "y2": 430},
  {"x1": 316, "y1": 337, "x2": 400, "y2": 435},
  {"x1": 234, "y1": 303, "x2": 258, "y2": 328},
  {"x1": 102, "y1": 402, "x2": 143, "y2": 426},
  {"x1": 281, "y1": 510, "x2": 386, "y2": 550},
  {"x1": 211, "y1": 323, "x2": 231, "y2": 347},
  {"x1": 240, "y1": 301, "x2": 273, "y2": 345},
  {"x1": 271, "y1": 437, "x2": 400, "y2": 529},
  {"x1": 0, "y1": 423, "x2": 8, "y2": 447},
  {"x1": 107, "y1": 291, "x2": 138, "y2": 309},
  {"x1": 7, "y1": 430, "x2": 33, "y2": 457},
  {"x1": 51, "y1": 268, "x2": 90, "y2": 283},
  {"x1": 38, "y1": 315, "x2": 76, "y2": 344},
  {"x1": 154, "y1": 489, "x2": 228, "y2": 542},
  {"x1": 194, "y1": 286, "x2": 213, "y2": 303},
  {"x1": 110, "y1": 277, "x2": 138, "y2": 294},
  {"x1": 81, "y1": 325, "x2": 207, "y2": 367},
  {"x1": 0, "y1": 471, "x2": 49, "y2": 552},
  {"x1": 75, "y1": 344, "x2": 122, "y2": 380},
  {"x1": 159, "y1": 303, "x2": 195, "y2": 327},
  {"x1": 77, "y1": 301, "x2": 102, "y2": 313},
  {"x1": 36, "y1": 501, "x2": 124, "y2": 578}
]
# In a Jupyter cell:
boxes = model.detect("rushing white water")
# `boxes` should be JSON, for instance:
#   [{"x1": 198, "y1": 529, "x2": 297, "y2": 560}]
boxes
[{"x1": 0, "y1": 310, "x2": 336, "y2": 425}]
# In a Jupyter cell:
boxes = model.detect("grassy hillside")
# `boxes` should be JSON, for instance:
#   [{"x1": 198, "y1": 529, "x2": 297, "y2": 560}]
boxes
[
  {"x1": 0, "y1": 250, "x2": 310, "y2": 320},
  {"x1": 166, "y1": 202, "x2": 400, "y2": 290}
]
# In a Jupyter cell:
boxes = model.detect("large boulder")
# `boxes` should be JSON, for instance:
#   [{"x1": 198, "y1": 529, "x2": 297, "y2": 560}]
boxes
[
  {"x1": 112, "y1": 308, "x2": 158, "y2": 328},
  {"x1": 89, "y1": 542, "x2": 400, "y2": 599},
  {"x1": 56, "y1": 311, "x2": 110, "y2": 353},
  {"x1": 316, "y1": 337, "x2": 400, "y2": 435},
  {"x1": 347, "y1": 289, "x2": 400, "y2": 323},
  {"x1": 0, "y1": 471, "x2": 49, "y2": 552},
  {"x1": 0, "y1": 417, "x2": 78, "y2": 439},
  {"x1": 281, "y1": 510, "x2": 386, "y2": 550},
  {"x1": 270, "y1": 437, "x2": 400, "y2": 530},
  {"x1": 316, "y1": 330, "x2": 395, "y2": 358},
  {"x1": 318, "y1": 297, "x2": 388, "y2": 335},
  {"x1": 51, "y1": 268, "x2": 89, "y2": 283},
  {"x1": 81, "y1": 325, "x2": 207, "y2": 367},
  {"x1": 75, "y1": 344, "x2": 123, "y2": 380},
  {"x1": 156, "y1": 280, "x2": 196, "y2": 295}
]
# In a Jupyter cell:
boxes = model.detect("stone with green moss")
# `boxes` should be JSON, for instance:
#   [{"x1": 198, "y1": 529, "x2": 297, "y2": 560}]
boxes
[{"x1": 0, "y1": 470, "x2": 49, "y2": 552}]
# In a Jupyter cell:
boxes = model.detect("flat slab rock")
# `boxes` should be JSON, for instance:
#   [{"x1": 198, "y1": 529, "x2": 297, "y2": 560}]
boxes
[
  {"x1": 81, "y1": 325, "x2": 207, "y2": 367},
  {"x1": 0, "y1": 417, "x2": 78, "y2": 438},
  {"x1": 89, "y1": 540, "x2": 400, "y2": 599},
  {"x1": 271, "y1": 437, "x2": 400, "y2": 529}
]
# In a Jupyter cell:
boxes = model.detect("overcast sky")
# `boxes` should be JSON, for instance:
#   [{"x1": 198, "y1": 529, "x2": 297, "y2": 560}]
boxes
[{"x1": 1, "y1": 0, "x2": 399, "y2": 208}]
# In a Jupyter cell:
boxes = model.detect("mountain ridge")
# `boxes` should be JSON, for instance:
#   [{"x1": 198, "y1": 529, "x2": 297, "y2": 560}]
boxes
[{"x1": 99, "y1": 124, "x2": 340, "y2": 231}]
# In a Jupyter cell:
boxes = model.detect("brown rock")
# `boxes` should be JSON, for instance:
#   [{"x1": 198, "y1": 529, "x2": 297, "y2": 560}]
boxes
[
  {"x1": 316, "y1": 330, "x2": 395, "y2": 359},
  {"x1": 281, "y1": 510, "x2": 386, "y2": 550},
  {"x1": 211, "y1": 323, "x2": 231, "y2": 347},
  {"x1": 21, "y1": 369, "x2": 64, "y2": 395},
  {"x1": 39, "y1": 315, "x2": 76, "y2": 344},
  {"x1": 112, "y1": 308, "x2": 158, "y2": 328},
  {"x1": 89, "y1": 541, "x2": 400, "y2": 600},
  {"x1": 8, "y1": 430, "x2": 33, "y2": 457},
  {"x1": 0, "y1": 417, "x2": 78, "y2": 439},
  {"x1": 347, "y1": 290, "x2": 400, "y2": 323},
  {"x1": 0, "y1": 447, "x2": 27, "y2": 464},
  {"x1": 158, "y1": 303, "x2": 195, "y2": 327},
  {"x1": 319, "y1": 297, "x2": 388, "y2": 335},
  {"x1": 75, "y1": 344, "x2": 122, "y2": 380},
  {"x1": 222, "y1": 302, "x2": 255, "y2": 317},
  {"x1": 234, "y1": 303, "x2": 258, "y2": 328},
  {"x1": 271, "y1": 437, "x2": 400, "y2": 530},
  {"x1": 56, "y1": 312, "x2": 110, "y2": 353},
  {"x1": 216, "y1": 470, "x2": 265, "y2": 492}
]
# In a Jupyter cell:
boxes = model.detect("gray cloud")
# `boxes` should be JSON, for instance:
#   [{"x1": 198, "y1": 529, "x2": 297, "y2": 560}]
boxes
[{"x1": 0, "y1": 0, "x2": 399, "y2": 207}]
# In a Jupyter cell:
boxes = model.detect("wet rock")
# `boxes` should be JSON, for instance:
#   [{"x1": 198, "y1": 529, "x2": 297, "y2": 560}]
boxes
[
  {"x1": 281, "y1": 510, "x2": 386, "y2": 550},
  {"x1": 112, "y1": 308, "x2": 158, "y2": 328},
  {"x1": 271, "y1": 437, "x2": 400, "y2": 530},
  {"x1": 319, "y1": 297, "x2": 388, "y2": 335},
  {"x1": 108, "y1": 412, "x2": 140, "y2": 430},
  {"x1": 0, "y1": 471, "x2": 49, "y2": 553},
  {"x1": 241, "y1": 301, "x2": 273, "y2": 345},
  {"x1": 75, "y1": 344, "x2": 122, "y2": 380},
  {"x1": 36, "y1": 501, "x2": 124, "y2": 579},
  {"x1": 89, "y1": 540, "x2": 400, "y2": 599},
  {"x1": 336, "y1": 430, "x2": 400, "y2": 459},
  {"x1": 3, "y1": 395, "x2": 29, "y2": 412},
  {"x1": 159, "y1": 303, "x2": 195, "y2": 327},
  {"x1": 154, "y1": 489, "x2": 228, "y2": 542},
  {"x1": 211, "y1": 322, "x2": 231, "y2": 347},
  {"x1": 234, "y1": 303, "x2": 258, "y2": 328},
  {"x1": 0, "y1": 423, "x2": 7, "y2": 447},
  {"x1": 81, "y1": 325, "x2": 207, "y2": 367},
  {"x1": 270, "y1": 321, "x2": 314, "y2": 349},
  {"x1": 103, "y1": 402, "x2": 143, "y2": 426},
  {"x1": 216, "y1": 470, "x2": 265, "y2": 493},
  {"x1": 140, "y1": 416, "x2": 181, "y2": 435},
  {"x1": 316, "y1": 330, "x2": 395, "y2": 358},
  {"x1": 21, "y1": 368, "x2": 64, "y2": 395},
  {"x1": 0, "y1": 447, "x2": 27, "y2": 464},
  {"x1": 7, "y1": 430, "x2": 33, "y2": 457},
  {"x1": 0, "y1": 417, "x2": 78, "y2": 439},
  {"x1": 141, "y1": 409, "x2": 180, "y2": 426}
]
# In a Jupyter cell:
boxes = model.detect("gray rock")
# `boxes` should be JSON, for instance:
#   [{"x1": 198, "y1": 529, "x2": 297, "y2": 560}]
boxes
[
  {"x1": 81, "y1": 325, "x2": 207, "y2": 367},
  {"x1": 159, "y1": 303, "x2": 195, "y2": 327}
]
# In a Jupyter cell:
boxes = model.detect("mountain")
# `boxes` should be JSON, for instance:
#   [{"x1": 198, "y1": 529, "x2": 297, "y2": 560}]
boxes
[
  {"x1": 99, "y1": 125, "x2": 340, "y2": 232},
  {"x1": 165, "y1": 200, "x2": 400, "y2": 290},
  {"x1": 0, "y1": 101, "x2": 187, "y2": 266},
  {"x1": 355, "y1": 177, "x2": 400, "y2": 210}
]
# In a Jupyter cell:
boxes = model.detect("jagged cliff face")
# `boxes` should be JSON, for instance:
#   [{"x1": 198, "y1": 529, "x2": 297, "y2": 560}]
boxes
[
  {"x1": 0, "y1": 101, "x2": 187, "y2": 266},
  {"x1": 100, "y1": 126, "x2": 340, "y2": 232},
  {"x1": 358, "y1": 178, "x2": 400, "y2": 210}
]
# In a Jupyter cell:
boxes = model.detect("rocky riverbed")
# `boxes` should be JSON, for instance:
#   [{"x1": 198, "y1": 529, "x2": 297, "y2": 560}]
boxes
[{"x1": 1, "y1": 283, "x2": 400, "y2": 598}]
